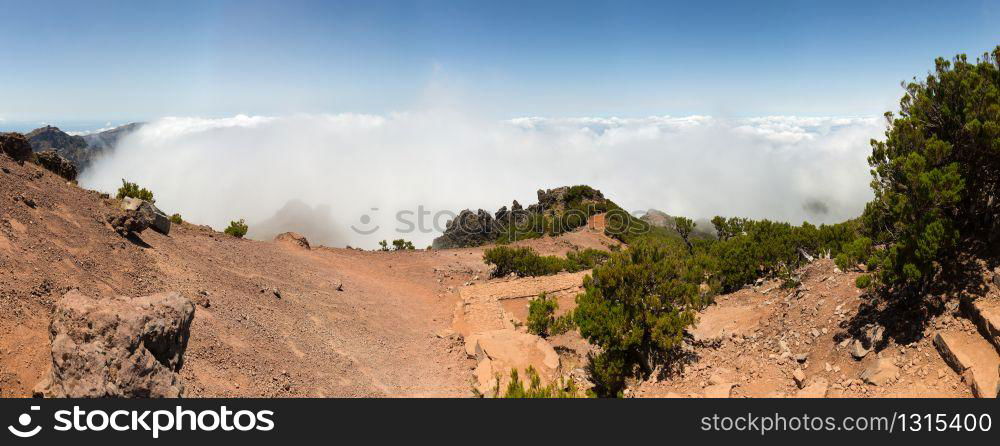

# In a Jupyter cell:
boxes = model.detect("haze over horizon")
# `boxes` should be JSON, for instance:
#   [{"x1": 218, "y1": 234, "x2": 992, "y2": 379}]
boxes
[{"x1": 3, "y1": 0, "x2": 999, "y2": 247}]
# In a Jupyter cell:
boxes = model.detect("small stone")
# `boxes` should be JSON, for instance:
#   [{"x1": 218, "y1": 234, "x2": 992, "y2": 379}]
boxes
[
  {"x1": 850, "y1": 340, "x2": 870, "y2": 359},
  {"x1": 792, "y1": 369, "x2": 807, "y2": 388},
  {"x1": 860, "y1": 358, "x2": 900, "y2": 386}
]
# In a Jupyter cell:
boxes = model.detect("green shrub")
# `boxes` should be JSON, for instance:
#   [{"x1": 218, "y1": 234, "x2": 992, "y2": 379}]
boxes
[
  {"x1": 391, "y1": 239, "x2": 415, "y2": 251},
  {"x1": 855, "y1": 274, "x2": 873, "y2": 289},
  {"x1": 835, "y1": 236, "x2": 872, "y2": 271},
  {"x1": 483, "y1": 246, "x2": 610, "y2": 278},
  {"x1": 704, "y1": 218, "x2": 860, "y2": 293},
  {"x1": 169, "y1": 214, "x2": 183, "y2": 224},
  {"x1": 527, "y1": 293, "x2": 575, "y2": 337},
  {"x1": 501, "y1": 367, "x2": 581, "y2": 398},
  {"x1": 565, "y1": 248, "x2": 611, "y2": 270},
  {"x1": 674, "y1": 216, "x2": 695, "y2": 253},
  {"x1": 574, "y1": 241, "x2": 703, "y2": 397},
  {"x1": 116, "y1": 179, "x2": 154, "y2": 203},
  {"x1": 863, "y1": 47, "x2": 1000, "y2": 294},
  {"x1": 224, "y1": 219, "x2": 248, "y2": 238}
]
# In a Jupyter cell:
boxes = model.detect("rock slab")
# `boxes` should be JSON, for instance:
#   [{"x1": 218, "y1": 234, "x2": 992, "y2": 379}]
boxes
[{"x1": 34, "y1": 290, "x2": 195, "y2": 398}]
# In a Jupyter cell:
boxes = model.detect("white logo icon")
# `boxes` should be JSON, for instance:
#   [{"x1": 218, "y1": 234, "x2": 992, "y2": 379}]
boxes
[{"x1": 8, "y1": 406, "x2": 42, "y2": 438}]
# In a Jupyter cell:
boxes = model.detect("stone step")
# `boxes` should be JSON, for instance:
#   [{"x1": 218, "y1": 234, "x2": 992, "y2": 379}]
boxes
[
  {"x1": 933, "y1": 330, "x2": 1000, "y2": 398},
  {"x1": 963, "y1": 298, "x2": 1000, "y2": 356}
]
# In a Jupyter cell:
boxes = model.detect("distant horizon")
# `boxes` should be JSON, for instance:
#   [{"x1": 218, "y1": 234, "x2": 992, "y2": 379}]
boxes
[{"x1": 2, "y1": 0, "x2": 998, "y2": 121}]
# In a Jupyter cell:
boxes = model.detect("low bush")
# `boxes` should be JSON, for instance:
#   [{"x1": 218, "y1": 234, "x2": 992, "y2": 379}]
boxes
[
  {"x1": 855, "y1": 274, "x2": 873, "y2": 289},
  {"x1": 116, "y1": 179, "x2": 154, "y2": 203},
  {"x1": 391, "y1": 239, "x2": 415, "y2": 251},
  {"x1": 574, "y1": 241, "x2": 704, "y2": 397},
  {"x1": 527, "y1": 293, "x2": 575, "y2": 337},
  {"x1": 224, "y1": 219, "x2": 248, "y2": 238},
  {"x1": 169, "y1": 214, "x2": 183, "y2": 224},
  {"x1": 501, "y1": 367, "x2": 580, "y2": 398},
  {"x1": 483, "y1": 246, "x2": 610, "y2": 278}
]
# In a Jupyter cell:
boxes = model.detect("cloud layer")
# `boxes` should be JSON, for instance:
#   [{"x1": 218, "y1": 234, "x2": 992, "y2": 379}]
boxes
[{"x1": 79, "y1": 112, "x2": 884, "y2": 248}]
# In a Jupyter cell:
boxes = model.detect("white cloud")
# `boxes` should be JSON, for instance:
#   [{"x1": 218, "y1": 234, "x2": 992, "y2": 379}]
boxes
[{"x1": 80, "y1": 111, "x2": 885, "y2": 248}]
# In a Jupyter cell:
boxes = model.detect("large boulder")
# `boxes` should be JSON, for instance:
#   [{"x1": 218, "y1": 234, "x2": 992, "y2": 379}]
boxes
[
  {"x1": 34, "y1": 290, "x2": 195, "y2": 398},
  {"x1": 0, "y1": 132, "x2": 32, "y2": 162},
  {"x1": 122, "y1": 197, "x2": 170, "y2": 235},
  {"x1": 107, "y1": 198, "x2": 154, "y2": 236},
  {"x1": 34, "y1": 150, "x2": 78, "y2": 181}
]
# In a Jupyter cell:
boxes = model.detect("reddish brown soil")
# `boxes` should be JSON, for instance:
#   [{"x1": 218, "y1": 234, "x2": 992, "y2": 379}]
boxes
[
  {"x1": 2, "y1": 153, "x2": 991, "y2": 398},
  {"x1": 0, "y1": 154, "x2": 617, "y2": 397}
]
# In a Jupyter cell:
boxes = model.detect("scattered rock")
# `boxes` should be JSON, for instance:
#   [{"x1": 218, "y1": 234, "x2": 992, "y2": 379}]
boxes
[
  {"x1": 796, "y1": 378, "x2": 829, "y2": 398},
  {"x1": 792, "y1": 368, "x2": 807, "y2": 388},
  {"x1": 275, "y1": 232, "x2": 310, "y2": 249},
  {"x1": 435, "y1": 328, "x2": 459, "y2": 340},
  {"x1": 34, "y1": 150, "x2": 78, "y2": 181},
  {"x1": 106, "y1": 208, "x2": 151, "y2": 236},
  {"x1": 860, "y1": 358, "x2": 900, "y2": 386},
  {"x1": 861, "y1": 323, "x2": 886, "y2": 349},
  {"x1": 703, "y1": 382, "x2": 735, "y2": 398},
  {"x1": 194, "y1": 291, "x2": 211, "y2": 308},
  {"x1": 34, "y1": 290, "x2": 195, "y2": 398},
  {"x1": 122, "y1": 197, "x2": 171, "y2": 235},
  {"x1": 473, "y1": 358, "x2": 496, "y2": 396},
  {"x1": 13, "y1": 194, "x2": 36, "y2": 208},
  {"x1": 850, "y1": 339, "x2": 870, "y2": 359}
]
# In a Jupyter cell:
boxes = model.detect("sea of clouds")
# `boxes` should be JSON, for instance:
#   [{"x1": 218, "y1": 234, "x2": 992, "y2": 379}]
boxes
[{"x1": 79, "y1": 112, "x2": 885, "y2": 248}]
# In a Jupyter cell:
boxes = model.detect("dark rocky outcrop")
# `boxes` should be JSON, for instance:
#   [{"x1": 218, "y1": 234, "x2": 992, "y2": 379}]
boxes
[
  {"x1": 34, "y1": 150, "x2": 78, "y2": 181},
  {"x1": 34, "y1": 290, "x2": 195, "y2": 398},
  {"x1": 25, "y1": 126, "x2": 89, "y2": 165},
  {"x1": 0, "y1": 132, "x2": 32, "y2": 162},
  {"x1": 432, "y1": 185, "x2": 614, "y2": 249},
  {"x1": 25, "y1": 124, "x2": 142, "y2": 171},
  {"x1": 433, "y1": 209, "x2": 501, "y2": 249}
]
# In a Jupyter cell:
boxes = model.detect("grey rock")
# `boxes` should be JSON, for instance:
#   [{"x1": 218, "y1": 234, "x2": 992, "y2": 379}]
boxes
[
  {"x1": 34, "y1": 290, "x2": 195, "y2": 398},
  {"x1": 121, "y1": 197, "x2": 170, "y2": 236},
  {"x1": 860, "y1": 358, "x2": 900, "y2": 386},
  {"x1": 850, "y1": 339, "x2": 870, "y2": 359}
]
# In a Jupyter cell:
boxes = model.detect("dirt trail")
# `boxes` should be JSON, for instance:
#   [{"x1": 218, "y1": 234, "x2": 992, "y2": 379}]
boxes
[
  {"x1": 0, "y1": 154, "x2": 618, "y2": 397},
  {"x1": 1, "y1": 156, "x2": 479, "y2": 397},
  {"x1": 5, "y1": 152, "x2": 988, "y2": 399}
]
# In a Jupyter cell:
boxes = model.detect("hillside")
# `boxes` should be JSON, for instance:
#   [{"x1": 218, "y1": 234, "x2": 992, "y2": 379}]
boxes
[
  {"x1": 0, "y1": 152, "x2": 618, "y2": 397},
  {"x1": 25, "y1": 124, "x2": 141, "y2": 171},
  {"x1": 1, "y1": 145, "x2": 997, "y2": 398}
]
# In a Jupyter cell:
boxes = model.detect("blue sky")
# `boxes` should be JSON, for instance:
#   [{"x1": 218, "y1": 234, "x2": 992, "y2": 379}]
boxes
[{"x1": 1, "y1": 0, "x2": 998, "y2": 124}]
